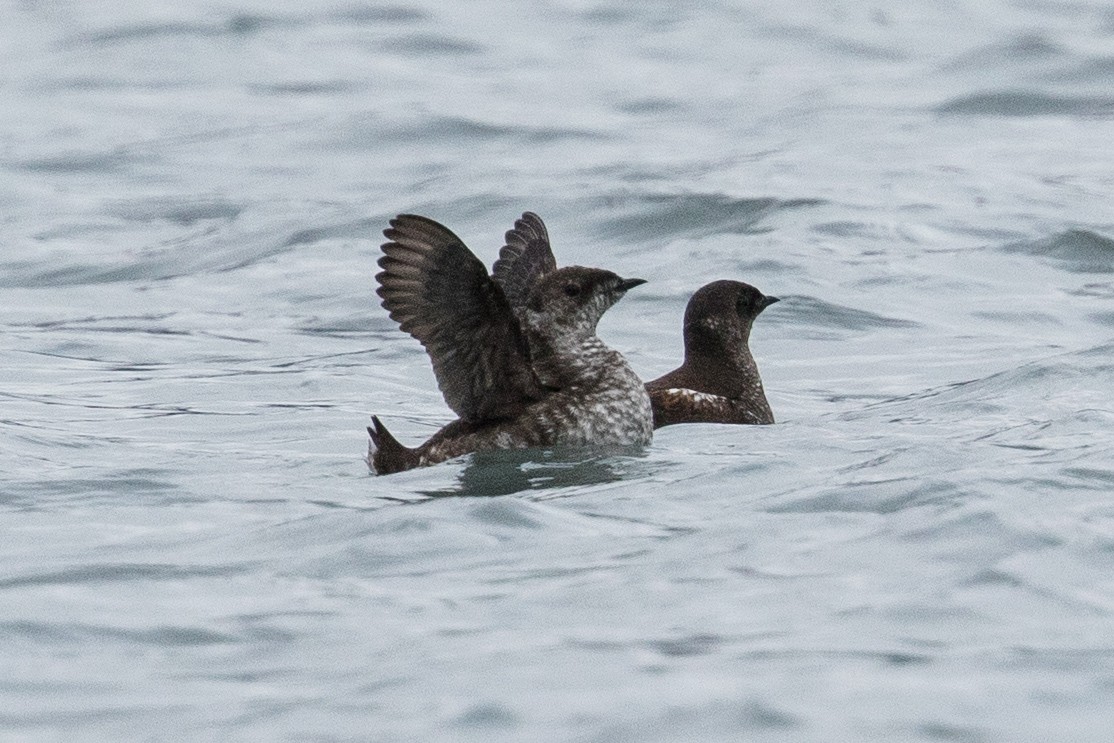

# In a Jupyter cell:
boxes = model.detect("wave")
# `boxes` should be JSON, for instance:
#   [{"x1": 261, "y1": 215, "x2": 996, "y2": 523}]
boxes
[
  {"x1": 935, "y1": 89, "x2": 1114, "y2": 117},
  {"x1": 1001, "y1": 229, "x2": 1114, "y2": 273},
  {"x1": 594, "y1": 192, "x2": 823, "y2": 241},
  {"x1": 104, "y1": 197, "x2": 244, "y2": 226},
  {"x1": 382, "y1": 33, "x2": 484, "y2": 57},
  {"x1": 769, "y1": 295, "x2": 918, "y2": 335},
  {"x1": 70, "y1": 15, "x2": 283, "y2": 46},
  {"x1": 65, "y1": 5, "x2": 425, "y2": 48},
  {"x1": 846, "y1": 342, "x2": 1114, "y2": 423},
  {"x1": 0, "y1": 214, "x2": 381, "y2": 287}
]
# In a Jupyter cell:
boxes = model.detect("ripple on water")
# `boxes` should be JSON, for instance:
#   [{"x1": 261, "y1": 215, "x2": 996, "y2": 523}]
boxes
[
  {"x1": 382, "y1": 33, "x2": 484, "y2": 57},
  {"x1": 596, "y1": 192, "x2": 823, "y2": 242},
  {"x1": 1040, "y1": 55, "x2": 1114, "y2": 85},
  {"x1": 322, "y1": 114, "x2": 609, "y2": 152},
  {"x1": 0, "y1": 215, "x2": 339, "y2": 287},
  {"x1": 898, "y1": 508, "x2": 1058, "y2": 555},
  {"x1": 247, "y1": 80, "x2": 356, "y2": 96},
  {"x1": 1059, "y1": 466, "x2": 1114, "y2": 491},
  {"x1": 282, "y1": 217, "x2": 383, "y2": 248},
  {"x1": 613, "y1": 97, "x2": 684, "y2": 115},
  {"x1": 382, "y1": 447, "x2": 657, "y2": 498},
  {"x1": 1001, "y1": 229, "x2": 1114, "y2": 273},
  {"x1": 2, "y1": 470, "x2": 185, "y2": 509},
  {"x1": 766, "y1": 477, "x2": 965, "y2": 515},
  {"x1": 329, "y1": 5, "x2": 426, "y2": 24},
  {"x1": 767, "y1": 294, "x2": 918, "y2": 339},
  {"x1": 854, "y1": 342, "x2": 1114, "y2": 420},
  {"x1": 2, "y1": 620, "x2": 236, "y2": 647},
  {"x1": 934, "y1": 90, "x2": 1114, "y2": 117},
  {"x1": 13, "y1": 150, "x2": 142, "y2": 174},
  {"x1": 1067, "y1": 282, "x2": 1114, "y2": 299},
  {"x1": 69, "y1": 14, "x2": 284, "y2": 47},
  {"x1": 451, "y1": 702, "x2": 518, "y2": 730},
  {"x1": 0, "y1": 563, "x2": 242, "y2": 590},
  {"x1": 587, "y1": 698, "x2": 802, "y2": 740},
  {"x1": 104, "y1": 197, "x2": 244, "y2": 226},
  {"x1": 938, "y1": 34, "x2": 1064, "y2": 73}
]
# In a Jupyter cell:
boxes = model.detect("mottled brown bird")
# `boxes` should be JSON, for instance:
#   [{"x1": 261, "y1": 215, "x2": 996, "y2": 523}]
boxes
[{"x1": 369, "y1": 212, "x2": 652, "y2": 474}]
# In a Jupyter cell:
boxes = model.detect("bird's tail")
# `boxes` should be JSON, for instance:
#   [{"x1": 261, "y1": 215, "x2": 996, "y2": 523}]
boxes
[{"x1": 367, "y1": 415, "x2": 420, "y2": 474}]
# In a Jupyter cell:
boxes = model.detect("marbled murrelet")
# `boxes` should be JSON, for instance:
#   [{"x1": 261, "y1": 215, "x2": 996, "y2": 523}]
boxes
[
  {"x1": 369, "y1": 212, "x2": 653, "y2": 474},
  {"x1": 646, "y1": 280, "x2": 778, "y2": 428}
]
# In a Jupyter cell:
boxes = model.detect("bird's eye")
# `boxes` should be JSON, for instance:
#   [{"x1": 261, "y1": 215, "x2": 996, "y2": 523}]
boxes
[{"x1": 563, "y1": 283, "x2": 581, "y2": 298}]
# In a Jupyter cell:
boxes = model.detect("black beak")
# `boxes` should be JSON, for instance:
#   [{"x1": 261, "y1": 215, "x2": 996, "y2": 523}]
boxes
[
  {"x1": 616, "y1": 277, "x2": 647, "y2": 292},
  {"x1": 761, "y1": 295, "x2": 780, "y2": 309}
]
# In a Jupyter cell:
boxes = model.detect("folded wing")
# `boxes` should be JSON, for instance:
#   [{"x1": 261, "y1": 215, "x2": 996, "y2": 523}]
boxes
[{"x1": 377, "y1": 214, "x2": 544, "y2": 422}]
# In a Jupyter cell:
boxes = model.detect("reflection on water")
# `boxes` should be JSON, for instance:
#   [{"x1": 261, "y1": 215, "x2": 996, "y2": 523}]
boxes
[{"x1": 419, "y1": 446, "x2": 651, "y2": 498}]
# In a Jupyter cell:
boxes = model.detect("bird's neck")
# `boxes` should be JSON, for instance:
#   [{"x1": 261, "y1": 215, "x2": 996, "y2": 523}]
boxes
[
  {"x1": 529, "y1": 327, "x2": 620, "y2": 389},
  {"x1": 680, "y1": 343, "x2": 760, "y2": 398}
]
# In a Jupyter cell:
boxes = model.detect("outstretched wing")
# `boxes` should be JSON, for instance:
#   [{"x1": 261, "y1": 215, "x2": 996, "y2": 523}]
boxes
[
  {"x1": 491, "y1": 211, "x2": 558, "y2": 312},
  {"x1": 377, "y1": 214, "x2": 544, "y2": 422}
]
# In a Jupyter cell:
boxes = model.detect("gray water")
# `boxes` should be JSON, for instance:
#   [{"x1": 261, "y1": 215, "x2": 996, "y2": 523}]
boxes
[{"x1": 3, "y1": 1, "x2": 1114, "y2": 740}]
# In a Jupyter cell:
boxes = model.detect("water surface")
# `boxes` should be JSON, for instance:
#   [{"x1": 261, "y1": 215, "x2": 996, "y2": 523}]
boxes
[{"x1": 3, "y1": 1, "x2": 1114, "y2": 740}]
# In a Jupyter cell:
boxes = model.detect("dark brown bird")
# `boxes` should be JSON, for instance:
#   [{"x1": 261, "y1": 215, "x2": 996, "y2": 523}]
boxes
[
  {"x1": 646, "y1": 280, "x2": 778, "y2": 428},
  {"x1": 369, "y1": 212, "x2": 653, "y2": 474}
]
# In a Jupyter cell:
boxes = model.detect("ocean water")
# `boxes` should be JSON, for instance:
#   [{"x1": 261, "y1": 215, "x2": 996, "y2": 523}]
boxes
[{"x1": 3, "y1": 0, "x2": 1114, "y2": 740}]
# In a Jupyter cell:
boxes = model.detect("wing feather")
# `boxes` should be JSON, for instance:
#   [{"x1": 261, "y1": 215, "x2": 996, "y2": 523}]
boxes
[
  {"x1": 377, "y1": 214, "x2": 544, "y2": 422},
  {"x1": 491, "y1": 211, "x2": 558, "y2": 312}
]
